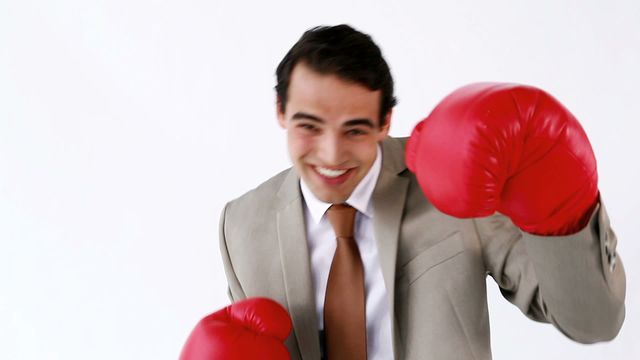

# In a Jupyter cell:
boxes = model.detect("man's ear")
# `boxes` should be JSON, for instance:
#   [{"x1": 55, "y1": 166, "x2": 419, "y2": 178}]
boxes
[
  {"x1": 276, "y1": 97, "x2": 286, "y2": 129},
  {"x1": 377, "y1": 110, "x2": 392, "y2": 140}
]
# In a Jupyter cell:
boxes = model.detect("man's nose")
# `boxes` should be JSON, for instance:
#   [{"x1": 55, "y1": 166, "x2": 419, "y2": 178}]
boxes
[{"x1": 317, "y1": 134, "x2": 346, "y2": 166}]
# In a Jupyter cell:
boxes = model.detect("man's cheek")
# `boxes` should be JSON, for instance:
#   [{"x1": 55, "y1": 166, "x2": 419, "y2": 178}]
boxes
[{"x1": 289, "y1": 138, "x2": 312, "y2": 159}]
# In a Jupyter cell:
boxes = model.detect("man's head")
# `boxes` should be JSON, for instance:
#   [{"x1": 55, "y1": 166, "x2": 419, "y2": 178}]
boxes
[{"x1": 275, "y1": 25, "x2": 397, "y2": 204}]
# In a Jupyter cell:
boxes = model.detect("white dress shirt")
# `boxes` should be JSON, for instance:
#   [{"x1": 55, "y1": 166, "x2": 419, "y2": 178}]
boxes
[{"x1": 300, "y1": 145, "x2": 394, "y2": 360}]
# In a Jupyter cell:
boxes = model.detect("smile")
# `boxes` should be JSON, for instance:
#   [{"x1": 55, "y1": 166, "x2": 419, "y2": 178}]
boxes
[
  {"x1": 315, "y1": 166, "x2": 349, "y2": 178},
  {"x1": 311, "y1": 165, "x2": 355, "y2": 186}
]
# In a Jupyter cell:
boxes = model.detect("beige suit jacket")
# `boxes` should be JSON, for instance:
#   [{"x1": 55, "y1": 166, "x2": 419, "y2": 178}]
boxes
[{"x1": 219, "y1": 136, "x2": 625, "y2": 360}]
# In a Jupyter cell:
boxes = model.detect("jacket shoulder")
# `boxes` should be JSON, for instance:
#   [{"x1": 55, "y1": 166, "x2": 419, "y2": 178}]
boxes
[{"x1": 223, "y1": 167, "x2": 293, "y2": 218}]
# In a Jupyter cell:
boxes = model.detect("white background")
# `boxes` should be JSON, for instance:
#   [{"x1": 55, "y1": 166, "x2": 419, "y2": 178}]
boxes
[{"x1": 1, "y1": 0, "x2": 638, "y2": 359}]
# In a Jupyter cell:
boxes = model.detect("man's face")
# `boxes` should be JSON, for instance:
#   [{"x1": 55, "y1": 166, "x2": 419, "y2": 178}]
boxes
[{"x1": 277, "y1": 63, "x2": 391, "y2": 204}]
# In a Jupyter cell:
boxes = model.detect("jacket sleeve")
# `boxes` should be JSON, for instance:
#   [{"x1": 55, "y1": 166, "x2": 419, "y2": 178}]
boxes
[
  {"x1": 219, "y1": 202, "x2": 247, "y2": 302},
  {"x1": 474, "y1": 196, "x2": 626, "y2": 343}
]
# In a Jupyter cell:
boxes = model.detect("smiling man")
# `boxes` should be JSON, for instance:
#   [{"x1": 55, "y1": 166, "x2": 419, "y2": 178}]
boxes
[
  {"x1": 180, "y1": 24, "x2": 625, "y2": 360},
  {"x1": 272, "y1": 30, "x2": 396, "y2": 358},
  {"x1": 277, "y1": 61, "x2": 391, "y2": 204}
]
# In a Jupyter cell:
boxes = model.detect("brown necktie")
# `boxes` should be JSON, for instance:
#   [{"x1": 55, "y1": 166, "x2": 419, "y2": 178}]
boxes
[{"x1": 324, "y1": 204, "x2": 367, "y2": 360}]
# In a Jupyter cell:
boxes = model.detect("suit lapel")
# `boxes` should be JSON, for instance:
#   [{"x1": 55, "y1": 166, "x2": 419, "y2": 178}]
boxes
[
  {"x1": 276, "y1": 169, "x2": 322, "y2": 360},
  {"x1": 373, "y1": 137, "x2": 409, "y2": 359}
]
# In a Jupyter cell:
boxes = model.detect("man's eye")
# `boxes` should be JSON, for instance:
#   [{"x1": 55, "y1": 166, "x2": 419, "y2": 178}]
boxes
[
  {"x1": 299, "y1": 124, "x2": 319, "y2": 132},
  {"x1": 347, "y1": 129, "x2": 367, "y2": 136}
]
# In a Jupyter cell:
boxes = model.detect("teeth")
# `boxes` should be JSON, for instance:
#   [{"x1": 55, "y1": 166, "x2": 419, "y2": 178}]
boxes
[{"x1": 315, "y1": 166, "x2": 348, "y2": 178}]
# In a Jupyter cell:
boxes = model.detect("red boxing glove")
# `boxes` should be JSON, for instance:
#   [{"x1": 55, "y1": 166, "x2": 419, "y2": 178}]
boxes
[
  {"x1": 406, "y1": 82, "x2": 599, "y2": 235},
  {"x1": 180, "y1": 297, "x2": 292, "y2": 360}
]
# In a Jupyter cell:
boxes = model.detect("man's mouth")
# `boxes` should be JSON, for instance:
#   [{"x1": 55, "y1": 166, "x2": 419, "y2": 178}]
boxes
[
  {"x1": 311, "y1": 165, "x2": 355, "y2": 185},
  {"x1": 315, "y1": 166, "x2": 349, "y2": 178}
]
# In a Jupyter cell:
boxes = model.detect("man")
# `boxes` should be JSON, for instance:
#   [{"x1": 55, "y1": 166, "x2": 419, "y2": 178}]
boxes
[{"x1": 181, "y1": 24, "x2": 625, "y2": 359}]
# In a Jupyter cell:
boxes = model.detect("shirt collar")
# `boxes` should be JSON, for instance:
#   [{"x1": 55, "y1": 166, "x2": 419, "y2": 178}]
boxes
[{"x1": 300, "y1": 144, "x2": 381, "y2": 224}]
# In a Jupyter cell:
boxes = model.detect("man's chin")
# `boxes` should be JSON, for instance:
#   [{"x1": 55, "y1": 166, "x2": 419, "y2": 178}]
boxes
[
  {"x1": 307, "y1": 183, "x2": 351, "y2": 204},
  {"x1": 317, "y1": 193, "x2": 349, "y2": 205}
]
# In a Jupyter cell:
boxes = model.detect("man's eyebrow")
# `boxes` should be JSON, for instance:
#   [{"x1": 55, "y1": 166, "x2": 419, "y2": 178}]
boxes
[
  {"x1": 343, "y1": 119, "x2": 375, "y2": 128},
  {"x1": 292, "y1": 112, "x2": 324, "y2": 123},
  {"x1": 291, "y1": 112, "x2": 375, "y2": 128}
]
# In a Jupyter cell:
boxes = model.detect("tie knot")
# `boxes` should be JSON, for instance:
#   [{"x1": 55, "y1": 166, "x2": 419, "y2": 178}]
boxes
[{"x1": 326, "y1": 204, "x2": 357, "y2": 238}]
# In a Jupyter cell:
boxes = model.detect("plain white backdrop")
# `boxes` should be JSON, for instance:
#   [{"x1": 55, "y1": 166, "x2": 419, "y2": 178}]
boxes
[{"x1": 1, "y1": 0, "x2": 638, "y2": 359}]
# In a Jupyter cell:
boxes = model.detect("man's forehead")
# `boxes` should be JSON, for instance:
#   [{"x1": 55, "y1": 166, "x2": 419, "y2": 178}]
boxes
[{"x1": 287, "y1": 64, "x2": 381, "y2": 112}]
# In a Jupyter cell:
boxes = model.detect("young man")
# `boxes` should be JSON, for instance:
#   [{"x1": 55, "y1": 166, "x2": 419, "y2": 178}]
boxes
[{"x1": 182, "y1": 24, "x2": 625, "y2": 360}]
